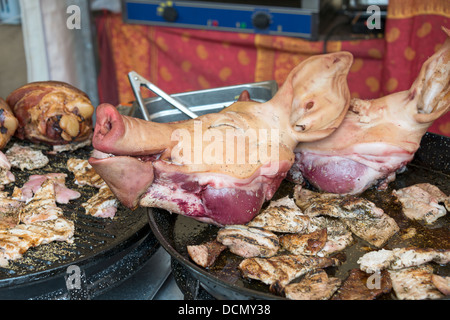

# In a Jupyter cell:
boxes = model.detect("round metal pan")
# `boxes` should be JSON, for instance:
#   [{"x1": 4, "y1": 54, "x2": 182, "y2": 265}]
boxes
[{"x1": 148, "y1": 132, "x2": 450, "y2": 300}]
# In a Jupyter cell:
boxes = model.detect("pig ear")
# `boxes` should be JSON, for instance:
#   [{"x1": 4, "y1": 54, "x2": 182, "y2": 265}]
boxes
[
  {"x1": 412, "y1": 27, "x2": 450, "y2": 124},
  {"x1": 282, "y1": 52, "x2": 353, "y2": 142}
]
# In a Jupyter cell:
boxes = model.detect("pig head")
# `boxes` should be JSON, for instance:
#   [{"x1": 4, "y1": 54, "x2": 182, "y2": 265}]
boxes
[
  {"x1": 291, "y1": 27, "x2": 450, "y2": 195},
  {"x1": 90, "y1": 52, "x2": 353, "y2": 225}
]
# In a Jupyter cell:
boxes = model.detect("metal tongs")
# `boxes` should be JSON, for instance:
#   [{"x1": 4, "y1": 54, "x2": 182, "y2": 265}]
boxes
[{"x1": 128, "y1": 71, "x2": 198, "y2": 121}]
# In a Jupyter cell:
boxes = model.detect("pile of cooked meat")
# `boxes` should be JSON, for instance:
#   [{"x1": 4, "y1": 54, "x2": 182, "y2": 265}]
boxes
[
  {"x1": 0, "y1": 81, "x2": 119, "y2": 267},
  {"x1": 187, "y1": 184, "x2": 450, "y2": 300}
]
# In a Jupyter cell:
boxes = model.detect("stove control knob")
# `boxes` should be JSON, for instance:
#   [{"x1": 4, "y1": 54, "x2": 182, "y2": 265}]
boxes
[
  {"x1": 162, "y1": 6, "x2": 178, "y2": 22},
  {"x1": 252, "y1": 12, "x2": 271, "y2": 30}
]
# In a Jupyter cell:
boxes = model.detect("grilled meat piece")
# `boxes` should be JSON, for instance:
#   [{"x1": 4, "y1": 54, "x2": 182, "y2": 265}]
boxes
[
  {"x1": 431, "y1": 274, "x2": 450, "y2": 295},
  {"x1": 6, "y1": 81, "x2": 94, "y2": 145},
  {"x1": 308, "y1": 216, "x2": 353, "y2": 257},
  {"x1": 238, "y1": 254, "x2": 342, "y2": 287},
  {"x1": 217, "y1": 225, "x2": 279, "y2": 258},
  {"x1": 358, "y1": 247, "x2": 450, "y2": 273},
  {"x1": 187, "y1": 240, "x2": 227, "y2": 268},
  {"x1": 283, "y1": 269, "x2": 341, "y2": 300},
  {"x1": 19, "y1": 179, "x2": 63, "y2": 224},
  {"x1": 393, "y1": 183, "x2": 449, "y2": 224},
  {"x1": 279, "y1": 229, "x2": 327, "y2": 256},
  {"x1": 82, "y1": 185, "x2": 118, "y2": 219},
  {"x1": 67, "y1": 158, "x2": 105, "y2": 188},
  {"x1": 332, "y1": 269, "x2": 392, "y2": 300},
  {"x1": 0, "y1": 216, "x2": 74, "y2": 267},
  {"x1": 388, "y1": 265, "x2": 444, "y2": 300},
  {"x1": 294, "y1": 186, "x2": 399, "y2": 247},
  {"x1": 0, "y1": 98, "x2": 18, "y2": 149},
  {"x1": 247, "y1": 196, "x2": 310, "y2": 233},
  {"x1": 0, "y1": 192, "x2": 22, "y2": 229},
  {"x1": 5, "y1": 143, "x2": 49, "y2": 171},
  {"x1": 12, "y1": 173, "x2": 80, "y2": 204},
  {"x1": 0, "y1": 152, "x2": 14, "y2": 190}
]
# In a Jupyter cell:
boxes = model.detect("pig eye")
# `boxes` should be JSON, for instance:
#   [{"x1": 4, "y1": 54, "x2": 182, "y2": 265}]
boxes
[{"x1": 306, "y1": 102, "x2": 314, "y2": 111}]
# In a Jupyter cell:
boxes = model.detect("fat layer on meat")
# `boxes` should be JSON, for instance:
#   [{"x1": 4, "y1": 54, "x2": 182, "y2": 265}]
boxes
[
  {"x1": 389, "y1": 265, "x2": 444, "y2": 300},
  {"x1": 5, "y1": 143, "x2": 49, "y2": 171},
  {"x1": 238, "y1": 254, "x2": 341, "y2": 287},
  {"x1": 283, "y1": 269, "x2": 341, "y2": 300},
  {"x1": 358, "y1": 247, "x2": 450, "y2": 273},
  {"x1": 247, "y1": 196, "x2": 310, "y2": 233},
  {"x1": 217, "y1": 225, "x2": 279, "y2": 258},
  {"x1": 393, "y1": 183, "x2": 449, "y2": 224}
]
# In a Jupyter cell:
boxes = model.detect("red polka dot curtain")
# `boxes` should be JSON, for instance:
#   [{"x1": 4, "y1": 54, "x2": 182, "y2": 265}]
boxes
[{"x1": 96, "y1": 0, "x2": 450, "y2": 136}]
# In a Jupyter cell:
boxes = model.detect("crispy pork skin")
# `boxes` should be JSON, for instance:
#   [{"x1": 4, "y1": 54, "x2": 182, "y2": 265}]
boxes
[
  {"x1": 0, "y1": 98, "x2": 18, "y2": 149},
  {"x1": 6, "y1": 81, "x2": 94, "y2": 145},
  {"x1": 291, "y1": 28, "x2": 450, "y2": 195},
  {"x1": 89, "y1": 52, "x2": 353, "y2": 225}
]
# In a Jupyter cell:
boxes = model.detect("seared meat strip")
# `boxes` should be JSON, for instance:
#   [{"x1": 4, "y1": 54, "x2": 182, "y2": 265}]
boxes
[
  {"x1": 332, "y1": 269, "x2": 392, "y2": 300},
  {"x1": 393, "y1": 183, "x2": 449, "y2": 224},
  {"x1": 217, "y1": 225, "x2": 279, "y2": 258},
  {"x1": 308, "y1": 216, "x2": 353, "y2": 256},
  {"x1": 5, "y1": 143, "x2": 49, "y2": 171},
  {"x1": 431, "y1": 274, "x2": 450, "y2": 295},
  {"x1": 0, "y1": 217, "x2": 74, "y2": 267},
  {"x1": 279, "y1": 229, "x2": 327, "y2": 256},
  {"x1": 283, "y1": 269, "x2": 341, "y2": 300},
  {"x1": 82, "y1": 185, "x2": 118, "y2": 219},
  {"x1": 67, "y1": 158, "x2": 105, "y2": 188},
  {"x1": 247, "y1": 196, "x2": 310, "y2": 233},
  {"x1": 187, "y1": 240, "x2": 227, "y2": 268},
  {"x1": 294, "y1": 186, "x2": 398, "y2": 247},
  {"x1": 0, "y1": 152, "x2": 15, "y2": 190},
  {"x1": 238, "y1": 254, "x2": 341, "y2": 287},
  {"x1": 19, "y1": 179, "x2": 63, "y2": 224},
  {"x1": 388, "y1": 265, "x2": 444, "y2": 300},
  {"x1": 358, "y1": 247, "x2": 450, "y2": 273}
]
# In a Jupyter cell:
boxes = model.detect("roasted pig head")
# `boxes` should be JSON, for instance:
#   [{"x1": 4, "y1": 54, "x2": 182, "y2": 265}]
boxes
[
  {"x1": 90, "y1": 52, "x2": 353, "y2": 225},
  {"x1": 0, "y1": 98, "x2": 18, "y2": 149},
  {"x1": 290, "y1": 28, "x2": 450, "y2": 195},
  {"x1": 6, "y1": 81, "x2": 94, "y2": 145}
]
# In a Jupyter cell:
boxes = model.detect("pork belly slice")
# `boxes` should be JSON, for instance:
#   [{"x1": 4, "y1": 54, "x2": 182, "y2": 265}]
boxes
[
  {"x1": 247, "y1": 196, "x2": 310, "y2": 233},
  {"x1": 82, "y1": 185, "x2": 118, "y2": 219},
  {"x1": 67, "y1": 158, "x2": 105, "y2": 188},
  {"x1": 238, "y1": 254, "x2": 341, "y2": 287},
  {"x1": 280, "y1": 229, "x2": 327, "y2": 256},
  {"x1": 12, "y1": 173, "x2": 81, "y2": 204},
  {"x1": 358, "y1": 247, "x2": 450, "y2": 273},
  {"x1": 389, "y1": 265, "x2": 444, "y2": 300},
  {"x1": 283, "y1": 269, "x2": 341, "y2": 300},
  {"x1": 332, "y1": 269, "x2": 392, "y2": 300},
  {"x1": 187, "y1": 240, "x2": 227, "y2": 268},
  {"x1": 294, "y1": 186, "x2": 398, "y2": 247},
  {"x1": 217, "y1": 225, "x2": 279, "y2": 258},
  {"x1": 0, "y1": 152, "x2": 15, "y2": 190},
  {"x1": 19, "y1": 179, "x2": 64, "y2": 224},
  {"x1": 5, "y1": 143, "x2": 49, "y2": 171},
  {"x1": 0, "y1": 192, "x2": 22, "y2": 228},
  {"x1": 0, "y1": 216, "x2": 74, "y2": 267},
  {"x1": 393, "y1": 183, "x2": 449, "y2": 224}
]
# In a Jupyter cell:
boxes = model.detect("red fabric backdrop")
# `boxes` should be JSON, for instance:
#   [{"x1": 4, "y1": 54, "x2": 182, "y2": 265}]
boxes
[{"x1": 96, "y1": 0, "x2": 450, "y2": 136}]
